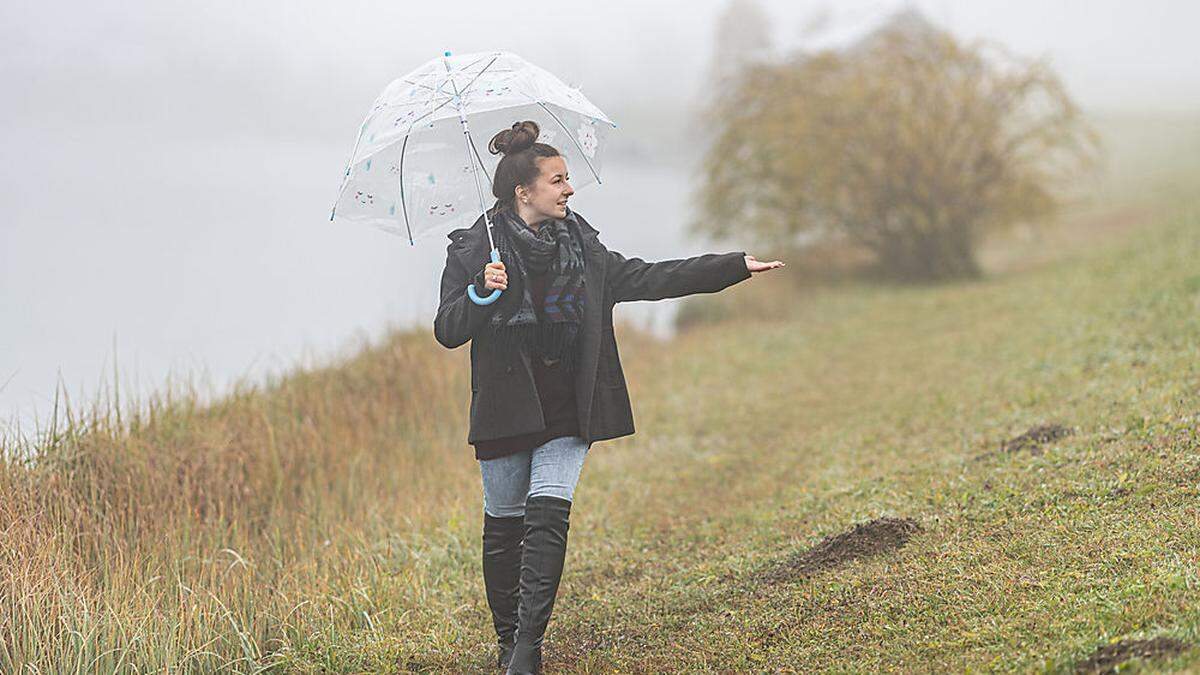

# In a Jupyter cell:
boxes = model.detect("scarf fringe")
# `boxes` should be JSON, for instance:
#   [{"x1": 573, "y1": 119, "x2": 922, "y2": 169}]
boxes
[{"x1": 485, "y1": 205, "x2": 586, "y2": 377}]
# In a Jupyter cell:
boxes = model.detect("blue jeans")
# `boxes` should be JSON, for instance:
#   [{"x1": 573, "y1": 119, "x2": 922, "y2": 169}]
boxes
[{"x1": 479, "y1": 435, "x2": 591, "y2": 518}]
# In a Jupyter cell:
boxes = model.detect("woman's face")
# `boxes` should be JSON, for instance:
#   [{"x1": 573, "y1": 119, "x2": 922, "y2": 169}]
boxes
[{"x1": 518, "y1": 155, "x2": 574, "y2": 222}]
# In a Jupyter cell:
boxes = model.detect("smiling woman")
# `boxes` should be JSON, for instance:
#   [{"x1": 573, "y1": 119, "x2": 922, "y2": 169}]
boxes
[
  {"x1": 488, "y1": 121, "x2": 575, "y2": 226},
  {"x1": 432, "y1": 119, "x2": 784, "y2": 674}
]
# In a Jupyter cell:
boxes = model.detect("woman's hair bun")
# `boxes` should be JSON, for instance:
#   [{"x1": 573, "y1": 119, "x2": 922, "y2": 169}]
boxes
[{"x1": 488, "y1": 120, "x2": 540, "y2": 156}]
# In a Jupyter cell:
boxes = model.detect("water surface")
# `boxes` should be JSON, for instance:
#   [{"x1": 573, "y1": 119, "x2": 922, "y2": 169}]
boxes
[{"x1": 1, "y1": 133, "x2": 714, "y2": 439}]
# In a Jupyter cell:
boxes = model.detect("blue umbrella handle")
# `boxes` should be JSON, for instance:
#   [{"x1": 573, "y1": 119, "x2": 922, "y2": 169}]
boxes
[{"x1": 467, "y1": 248, "x2": 503, "y2": 305}]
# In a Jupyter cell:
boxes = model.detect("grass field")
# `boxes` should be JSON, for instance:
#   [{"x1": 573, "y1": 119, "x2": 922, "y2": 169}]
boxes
[{"x1": 2, "y1": 115, "x2": 1198, "y2": 672}]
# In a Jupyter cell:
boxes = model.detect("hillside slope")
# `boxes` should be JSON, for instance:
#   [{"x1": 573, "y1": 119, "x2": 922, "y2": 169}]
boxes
[
  {"x1": 3, "y1": 130, "x2": 1197, "y2": 672},
  {"x1": 277, "y1": 184, "x2": 1200, "y2": 672}
]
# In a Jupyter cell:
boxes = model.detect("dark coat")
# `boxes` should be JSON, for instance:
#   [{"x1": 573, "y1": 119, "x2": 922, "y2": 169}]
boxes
[{"x1": 433, "y1": 209, "x2": 751, "y2": 446}]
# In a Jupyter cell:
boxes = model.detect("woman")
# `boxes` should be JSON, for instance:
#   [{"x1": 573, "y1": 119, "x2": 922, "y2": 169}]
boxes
[{"x1": 433, "y1": 120, "x2": 784, "y2": 674}]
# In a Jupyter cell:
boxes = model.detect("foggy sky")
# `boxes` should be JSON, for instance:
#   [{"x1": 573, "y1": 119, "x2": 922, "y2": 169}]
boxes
[{"x1": 3, "y1": 0, "x2": 1197, "y2": 149}]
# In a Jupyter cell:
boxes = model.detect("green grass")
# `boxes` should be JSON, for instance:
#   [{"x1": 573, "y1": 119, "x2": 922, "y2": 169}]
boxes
[
  {"x1": 3, "y1": 116, "x2": 1199, "y2": 672},
  {"x1": 303, "y1": 185, "x2": 1200, "y2": 672},
  {"x1": 269, "y1": 182, "x2": 1200, "y2": 671}
]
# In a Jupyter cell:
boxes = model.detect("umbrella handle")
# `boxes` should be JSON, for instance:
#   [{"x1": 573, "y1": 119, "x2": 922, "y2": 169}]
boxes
[{"x1": 467, "y1": 248, "x2": 503, "y2": 305}]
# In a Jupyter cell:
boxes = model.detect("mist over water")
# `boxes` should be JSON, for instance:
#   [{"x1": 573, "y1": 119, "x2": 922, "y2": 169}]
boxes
[{"x1": 0, "y1": 131, "x2": 701, "y2": 438}]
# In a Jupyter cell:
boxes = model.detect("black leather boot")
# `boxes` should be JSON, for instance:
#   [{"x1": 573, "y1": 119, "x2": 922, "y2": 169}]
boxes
[
  {"x1": 483, "y1": 512, "x2": 525, "y2": 671},
  {"x1": 506, "y1": 495, "x2": 572, "y2": 675}
]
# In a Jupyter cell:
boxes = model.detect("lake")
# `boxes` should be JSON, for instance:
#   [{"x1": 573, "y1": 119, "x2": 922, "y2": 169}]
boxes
[{"x1": 1, "y1": 133, "x2": 720, "y2": 440}]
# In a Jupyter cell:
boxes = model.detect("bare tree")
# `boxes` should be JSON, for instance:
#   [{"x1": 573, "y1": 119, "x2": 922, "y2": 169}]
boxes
[
  {"x1": 691, "y1": 9, "x2": 1102, "y2": 281},
  {"x1": 686, "y1": 0, "x2": 775, "y2": 156},
  {"x1": 706, "y1": 0, "x2": 774, "y2": 87}
]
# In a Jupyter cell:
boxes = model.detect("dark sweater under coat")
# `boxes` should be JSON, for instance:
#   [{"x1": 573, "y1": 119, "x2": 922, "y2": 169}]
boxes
[{"x1": 471, "y1": 269, "x2": 580, "y2": 460}]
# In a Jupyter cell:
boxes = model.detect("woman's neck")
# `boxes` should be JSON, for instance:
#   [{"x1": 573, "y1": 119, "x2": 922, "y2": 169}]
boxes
[{"x1": 515, "y1": 202, "x2": 546, "y2": 233}]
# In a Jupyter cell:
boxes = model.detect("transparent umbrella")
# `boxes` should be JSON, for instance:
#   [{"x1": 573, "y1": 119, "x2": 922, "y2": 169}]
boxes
[{"x1": 329, "y1": 49, "x2": 618, "y2": 304}]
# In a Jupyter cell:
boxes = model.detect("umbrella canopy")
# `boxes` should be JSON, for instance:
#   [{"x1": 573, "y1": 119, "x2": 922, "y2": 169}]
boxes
[{"x1": 330, "y1": 50, "x2": 617, "y2": 246}]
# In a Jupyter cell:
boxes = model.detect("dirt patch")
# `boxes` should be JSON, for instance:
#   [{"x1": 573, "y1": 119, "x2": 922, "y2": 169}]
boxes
[
  {"x1": 1002, "y1": 423, "x2": 1073, "y2": 455},
  {"x1": 1074, "y1": 637, "x2": 1189, "y2": 674},
  {"x1": 761, "y1": 517, "x2": 921, "y2": 583}
]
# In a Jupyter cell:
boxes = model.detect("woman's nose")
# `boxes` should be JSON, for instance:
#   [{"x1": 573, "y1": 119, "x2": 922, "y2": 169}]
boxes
[{"x1": 564, "y1": 182, "x2": 574, "y2": 196}]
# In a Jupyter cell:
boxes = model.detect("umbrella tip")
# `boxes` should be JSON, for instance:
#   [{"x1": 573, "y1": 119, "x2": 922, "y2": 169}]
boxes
[{"x1": 444, "y1": 50, "x2": 451, "y2": 57}]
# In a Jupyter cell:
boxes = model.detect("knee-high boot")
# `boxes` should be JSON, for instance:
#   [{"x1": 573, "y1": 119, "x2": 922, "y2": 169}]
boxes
[
  {"x1": 483, "y1": 512, "x2": 525, "y2": 671},
  {"x1": 506, "y1": 494, "x2": 572, "y2": 675}
]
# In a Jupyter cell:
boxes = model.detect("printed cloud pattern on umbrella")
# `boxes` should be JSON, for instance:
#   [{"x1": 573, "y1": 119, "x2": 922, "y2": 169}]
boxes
[{"x1": 330, "y1": 50, "x2": 617, "y2": 246}]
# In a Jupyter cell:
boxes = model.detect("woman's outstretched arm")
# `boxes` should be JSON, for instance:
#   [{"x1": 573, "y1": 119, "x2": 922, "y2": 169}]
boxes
[{"x1": 605, "y1": 249, "x2": 783, "y2": 304}]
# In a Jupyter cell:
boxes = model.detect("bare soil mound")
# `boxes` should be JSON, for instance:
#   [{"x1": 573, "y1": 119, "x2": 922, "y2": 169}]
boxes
[
  {"x1": 762, "y1": 517, "x2": 921, "y2": 583},
  {"x1": 1002, "y1": 423, "x2": 1073, "y2": 455},
  {"x1": 1074, "y1": 637, "x2": 1189, "y2": 674}
]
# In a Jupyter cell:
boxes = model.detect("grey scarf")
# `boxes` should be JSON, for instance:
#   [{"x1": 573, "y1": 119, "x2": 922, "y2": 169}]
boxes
[{"x1": 487, "y1": 203, "x2": 587, "y2": 374}]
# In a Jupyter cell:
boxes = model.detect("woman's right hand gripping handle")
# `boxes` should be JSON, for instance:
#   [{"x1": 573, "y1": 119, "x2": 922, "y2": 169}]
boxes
[{"x1": 467, "y1": 249, "x2": 506, "y2": 305}]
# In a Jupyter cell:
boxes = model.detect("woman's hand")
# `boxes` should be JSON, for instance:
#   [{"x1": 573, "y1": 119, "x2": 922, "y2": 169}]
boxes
[
  {"x1": 745, "y1": 255, "x2": 785, "y2": 274},
  {"x1": 483, "y1": 261, "x2": 507, "y2": 290}
]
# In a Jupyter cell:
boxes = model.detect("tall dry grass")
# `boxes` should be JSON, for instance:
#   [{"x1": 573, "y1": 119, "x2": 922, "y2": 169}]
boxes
[{"x1": 0, "y1": 329, "x2": 476, "y2": 670}]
